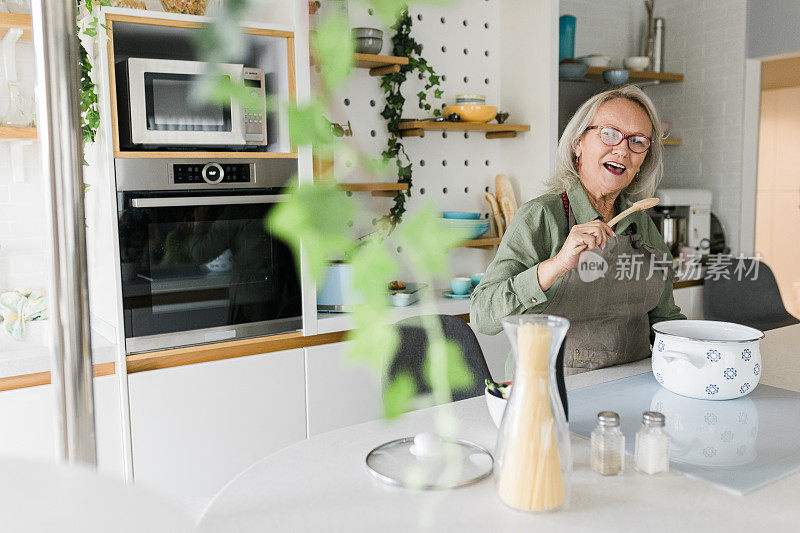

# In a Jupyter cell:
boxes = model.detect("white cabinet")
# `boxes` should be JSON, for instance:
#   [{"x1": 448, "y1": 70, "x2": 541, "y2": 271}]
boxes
[
  {"x1": 127, "y1": 349, "x2": 306, "y2": 504},
  {"x1": 0, "y1": 374, "x2": 125, "y2": 478},
  {"x1": 673, "y1": 285, "x2": 704, "y2": 320},
  {"x1": 305, "y1": 341, "x2": 382, "y2": 437}
]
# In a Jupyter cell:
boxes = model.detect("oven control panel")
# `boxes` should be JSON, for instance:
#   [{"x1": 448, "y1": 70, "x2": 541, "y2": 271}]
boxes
[{"x1": 173, "y1": 163, "x2": 251, "y2": 184}]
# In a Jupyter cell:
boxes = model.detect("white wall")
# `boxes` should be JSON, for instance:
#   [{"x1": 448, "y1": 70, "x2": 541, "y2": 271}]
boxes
[
  {"x1": 0, "y1": 41, "x2": 45, "y2": 292},
  {"x1": 643, "y1": 0, "x2": 748, "y2": 254},
  {"x1": 746, "y1": 0, "x2": 800, "y2": 59}
]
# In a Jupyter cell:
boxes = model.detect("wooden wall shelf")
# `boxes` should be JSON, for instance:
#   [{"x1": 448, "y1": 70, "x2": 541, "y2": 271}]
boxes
[
  {"x1": 0, "y1": 13, "x2": 33, "y2": 41},
  {"x1": 339, "y1": 182, "x2": 409, "y2": 197},
  {"x1": 353, "y1": 53, "x2": 408, "y2": 76},
  {"x1": 663, "y1": 137, "x2": 682, "y2": 146},
  {"x1": 0, "y1": 126, "x2": 37, "y2": 141},
  {"x1": 398, "y1": 121, "x2": 530, "y2": 139},
  {"x1": 458, "y1": 236, "x2": 502, "y2": 249},
  {"x1": 584, "y1": 67, "x2": 684, "y2": 83}
]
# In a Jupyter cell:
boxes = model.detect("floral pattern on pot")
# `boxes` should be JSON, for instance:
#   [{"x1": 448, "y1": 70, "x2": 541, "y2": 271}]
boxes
[
  {"x1": 706, "y1": 384, "x2": 719, "y2": 395},
  {"x1": 736, "y1": 445, "x2": 747, "y2": 456},
  {"x1": 706, "y1": 349, "x2": 722, "y2": 362},
  {"x1": 724, "y1": 367, "x2": 737, "y2": 380},
  {"x1": 657, "y1": 340, "x2": 665, "y2": 352},
  {"x1": 655, "y1": 372, "x2": 664, "y2": 384},
  {"x1": 741, "y1": 348, "x2": 752, "y2": 361},
  {"x1": 721, "y1": 430, "x2": 733, "y2": 442},
  {"x1": 754, "y1": 363, "x2": 760, "y2": 376},
  {"x1": 703, "y1": 447, "x2": 717, "y2": 458},
  {"x1": 704, "y1": 412, "x2": 718, "y2": 425},
  {"x1": 739, "y1": 382, "x2": 751, "y2": 394}
]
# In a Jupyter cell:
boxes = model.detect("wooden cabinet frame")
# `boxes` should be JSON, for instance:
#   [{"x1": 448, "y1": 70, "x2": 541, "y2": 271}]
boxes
[{"x1": 104, "y1": 13, "x2": 297, "y2": 159}]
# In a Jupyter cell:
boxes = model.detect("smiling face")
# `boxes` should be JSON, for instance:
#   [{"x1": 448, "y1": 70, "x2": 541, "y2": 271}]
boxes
[{"x1": 574, "y1": 98, "x2": 653, "y2": 198}]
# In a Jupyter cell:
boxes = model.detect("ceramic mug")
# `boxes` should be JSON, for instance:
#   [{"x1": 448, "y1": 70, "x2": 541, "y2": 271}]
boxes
[{"x1": 450, "y1": 277, "x2": 472, "y2": 295}]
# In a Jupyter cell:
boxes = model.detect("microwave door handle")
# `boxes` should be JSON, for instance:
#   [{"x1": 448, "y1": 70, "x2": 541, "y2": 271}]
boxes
[{"x1": 130, "y1": 194, "x2": 290, "y2": 208}]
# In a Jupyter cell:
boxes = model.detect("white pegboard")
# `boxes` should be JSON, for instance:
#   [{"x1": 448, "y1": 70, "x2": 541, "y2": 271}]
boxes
[{"x1": 317, "y1": 0, "x2": 506, "y2": 279}]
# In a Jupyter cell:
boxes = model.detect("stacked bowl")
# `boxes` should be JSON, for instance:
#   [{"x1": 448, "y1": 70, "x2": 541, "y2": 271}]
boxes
[
  {"x1": 441, "y1": 212, "x2": 489, "y2": 239},
  {"x1": 444, "y1": 94, "x2": 496, "y2": 123}
]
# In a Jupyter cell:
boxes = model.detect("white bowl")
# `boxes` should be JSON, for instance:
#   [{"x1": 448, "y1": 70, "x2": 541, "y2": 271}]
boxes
[
  {"x1": 652, "y1": 320, "x2": 764, "y2": 400},
  {"x1": 577, "y1": 54, "x2": 612, "y2": 68},
  {"x1": 484, "y1": 387, "x2": 508, "y2": 427},
  {"x1": 624, "y1": 56, "x2": 650, "y2": 71}
]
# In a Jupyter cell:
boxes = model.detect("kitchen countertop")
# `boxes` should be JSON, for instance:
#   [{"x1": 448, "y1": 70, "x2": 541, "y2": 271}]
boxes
[
  {"x1": 0, "y1": 324, "x2": 118, "y2": 381},
  {"x1": 198, "y1": 324, "x2": 800, "y2": 532}
]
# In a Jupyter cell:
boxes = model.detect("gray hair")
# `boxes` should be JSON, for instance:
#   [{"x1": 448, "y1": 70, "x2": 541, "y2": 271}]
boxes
[{"x1": 546, "y1": 85, "x2": 664, "y2": 200}]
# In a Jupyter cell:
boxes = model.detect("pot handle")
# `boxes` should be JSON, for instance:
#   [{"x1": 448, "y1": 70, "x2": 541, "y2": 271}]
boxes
[{"x1": 660, "y1": 350, "x2": 706, "y2": 369}]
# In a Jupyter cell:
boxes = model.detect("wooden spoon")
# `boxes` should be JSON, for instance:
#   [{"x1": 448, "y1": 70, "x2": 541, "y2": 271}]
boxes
[{"x1": 570, "y1": 197, "x2": 660, "y2": 256}]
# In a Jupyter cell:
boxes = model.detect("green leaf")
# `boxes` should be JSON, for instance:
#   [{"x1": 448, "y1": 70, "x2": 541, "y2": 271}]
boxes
[
  {"x1": 312, "y1": 15, "x2": 354, "y2": 91},
  {"x1": 365, "y1": 0, "x2": 411, "y2": 25},
  {"x1": 349, "y1": 239, "x2": 398, "y2": 307},
  {"x1": 383, "y1": 372, "x2": 416, "y2": 419},
  {"x1": 197, "y1": 74, "x2": 265, "y2": 111},
  {"x1": 346, "y1": 318, "x2": 398, "y2": 371},
  {"x1": 423, "y1": 338, "x2": 473, "y2": 392},
  {"x1": 396, "y1": 205, "x2": 468, "y2": 276},
  {"x1": 286, "y1": 100, "x2": 334, "y2": 148},
  {"x1": 266, "y1": 182, "x2": 356, "y2": 281}
]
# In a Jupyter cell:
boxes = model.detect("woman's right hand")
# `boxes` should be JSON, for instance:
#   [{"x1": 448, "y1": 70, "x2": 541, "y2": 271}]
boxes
[
  {"x1": 554, "y1": 220, "x2": 616, "y2": 271},
  {"x1": 537, "y1": 220, "x2": 616, "y2": 291}
]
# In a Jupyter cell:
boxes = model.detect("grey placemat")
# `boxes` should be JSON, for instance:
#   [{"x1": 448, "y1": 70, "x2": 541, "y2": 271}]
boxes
[{"x1": 568, "y1": 372, "x2": 800, "y2": 494}]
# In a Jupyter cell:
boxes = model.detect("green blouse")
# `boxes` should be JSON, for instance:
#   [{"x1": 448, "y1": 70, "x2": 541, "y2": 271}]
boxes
[{"x1": 469, "y1": 180, "x2": 686, "y2": 336}]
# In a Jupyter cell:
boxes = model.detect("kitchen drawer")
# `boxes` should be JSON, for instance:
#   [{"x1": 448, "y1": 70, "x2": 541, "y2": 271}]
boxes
[
  {"x1": 305, "y1": 341, "x2": 382, "y2": 437},
  {"x1": 128, "y1": 349, "x2": 306, "y2": 503}
]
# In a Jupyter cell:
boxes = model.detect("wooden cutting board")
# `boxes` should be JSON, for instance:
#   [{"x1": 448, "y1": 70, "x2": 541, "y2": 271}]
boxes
[{"x1": 495, "y1": 174, "x2": 518, "y2": 229}]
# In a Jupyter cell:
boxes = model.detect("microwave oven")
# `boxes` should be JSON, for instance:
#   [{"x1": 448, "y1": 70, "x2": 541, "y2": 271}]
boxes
[{"x1": 115, "y1": 58, "x2": 267, "y2": 149}]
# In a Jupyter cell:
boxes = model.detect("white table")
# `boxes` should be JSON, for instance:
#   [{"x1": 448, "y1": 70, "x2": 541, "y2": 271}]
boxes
[{"x1": 198, "y1": 325, "x2": 800, "y2": 532}]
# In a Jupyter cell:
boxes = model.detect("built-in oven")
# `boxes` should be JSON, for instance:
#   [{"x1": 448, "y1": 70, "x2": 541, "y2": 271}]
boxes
[
  {"x1": 115, "y1": 58, "x2": 268, "y2": 149},
  {"x1": 115, "y1": 158, "x2": 301, "y2": 354}
]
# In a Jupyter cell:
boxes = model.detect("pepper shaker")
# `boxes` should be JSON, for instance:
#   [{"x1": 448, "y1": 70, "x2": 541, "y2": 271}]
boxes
[{"x1": 591, "y1": 411, "x2": 625, "y2": 476}]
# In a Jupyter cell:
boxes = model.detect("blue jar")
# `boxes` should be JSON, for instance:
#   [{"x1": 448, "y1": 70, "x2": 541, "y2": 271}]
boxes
[{"x1": 559, "y1": 15, "x2": 576, "y2": 62}]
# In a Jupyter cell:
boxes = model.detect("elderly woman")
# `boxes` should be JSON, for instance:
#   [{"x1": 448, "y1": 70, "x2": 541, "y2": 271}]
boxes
[{"x1": 471, "y1": 86, "x2": 685, "y2": 387}]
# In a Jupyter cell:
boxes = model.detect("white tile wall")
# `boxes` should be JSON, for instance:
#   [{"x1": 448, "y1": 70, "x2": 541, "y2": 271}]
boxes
[
  {"x1": 644, "y1": 0, "x2": 748, "y2": 253},
  {"x1": 560, "y1": 0, "x2": 749, "y2": 253},
  {"x1": 0, "y1": 40, "x2": 47, "y2": 291}
]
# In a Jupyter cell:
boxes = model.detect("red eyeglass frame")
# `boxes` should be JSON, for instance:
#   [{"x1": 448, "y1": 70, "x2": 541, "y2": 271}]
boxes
[{"x1": 584, "y1": 125, "x2": 653, "y2": 153}]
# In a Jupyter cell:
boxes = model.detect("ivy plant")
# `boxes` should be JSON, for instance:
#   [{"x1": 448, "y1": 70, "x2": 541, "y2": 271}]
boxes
[
  {"x1": 77, "y1": 0, "x2": 111, "y2": 165},
  {"x1": 380, "y1": 7, "x2": 443, "y2": 224}
]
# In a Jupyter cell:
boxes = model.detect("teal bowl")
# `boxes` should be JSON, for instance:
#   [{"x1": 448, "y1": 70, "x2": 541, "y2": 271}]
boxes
[
  {"x1": 443, "y1": 211, "x2": 482, "y2": 220},
  {"x1": 602, "y1": 69, "x2": 629, "y2": 85}
]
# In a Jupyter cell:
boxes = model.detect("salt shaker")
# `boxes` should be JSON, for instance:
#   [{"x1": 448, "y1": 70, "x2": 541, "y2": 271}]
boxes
[
  {"x1": 590, "y1": 411, "x2": 625, "y2": 476},
  {"x1": 634, "y1": 411, "x2": 669, "y2": 475}
]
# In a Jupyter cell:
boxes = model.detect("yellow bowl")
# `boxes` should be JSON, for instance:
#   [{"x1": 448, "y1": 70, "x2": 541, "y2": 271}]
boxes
[{"x1": 443, "y1": 104, "x2": 497, "y2": 123}]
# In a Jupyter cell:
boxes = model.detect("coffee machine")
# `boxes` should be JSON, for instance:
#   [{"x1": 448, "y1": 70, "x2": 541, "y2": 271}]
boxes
[{"x1": 650, "y1": 188, "x2": 712, "y2": 256}]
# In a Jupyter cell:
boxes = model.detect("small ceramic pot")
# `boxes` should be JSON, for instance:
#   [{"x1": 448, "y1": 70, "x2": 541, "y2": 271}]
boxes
[
  {"x1": 602, "y1": 69, "x2": 629, "y2": 85},
  {"x1": 652, "y1": 320, "x2": 764, "y2": 400},
  {"x1": 354, "y1": 37, "x2": 382, "y2": 55}
]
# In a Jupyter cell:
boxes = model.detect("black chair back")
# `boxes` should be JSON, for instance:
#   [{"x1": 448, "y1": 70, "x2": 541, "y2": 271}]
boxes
[
  {"x1": 702, "y1": 259, "x2": 799, "y2": 331},
  {"x1": 386, "y1": 315, "x2": 490, "y2": 404}
]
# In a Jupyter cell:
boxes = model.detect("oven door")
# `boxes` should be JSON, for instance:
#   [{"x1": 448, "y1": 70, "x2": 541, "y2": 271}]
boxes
[
  {"x1": 118, "y1": 190, "x2": 302, "y2": 353},
  {"x1": 126, "y1": 58, "x2": 247, "y2": 146}
]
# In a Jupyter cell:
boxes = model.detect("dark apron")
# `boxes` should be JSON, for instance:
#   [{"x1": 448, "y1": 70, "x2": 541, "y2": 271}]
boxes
[{"x1": 534, "y1": 198, "x2": 667, "y2": 418}]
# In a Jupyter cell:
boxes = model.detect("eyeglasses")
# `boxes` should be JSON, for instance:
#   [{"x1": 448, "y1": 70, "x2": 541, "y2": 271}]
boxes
[{"x1": 584, "y1": 125, "x2": 652, "y2": 153}]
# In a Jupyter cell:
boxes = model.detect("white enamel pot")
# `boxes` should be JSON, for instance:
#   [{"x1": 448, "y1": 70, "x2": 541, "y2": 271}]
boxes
[{"x1": 651, "y1": 320, "x2": 764, "y2": 400}]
